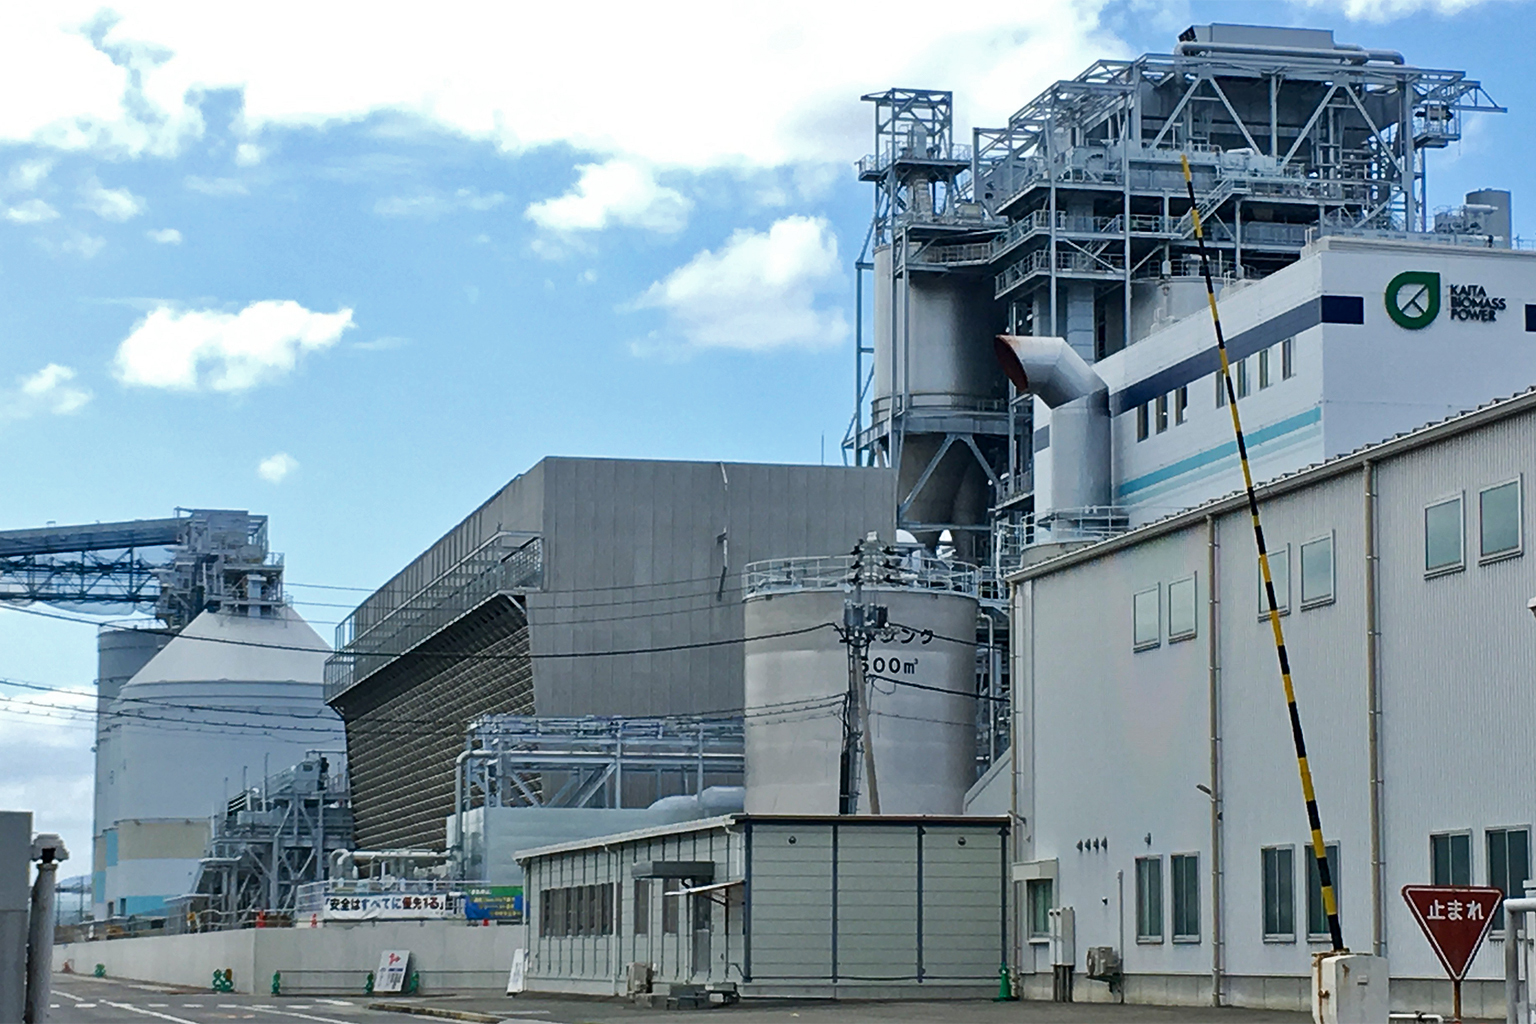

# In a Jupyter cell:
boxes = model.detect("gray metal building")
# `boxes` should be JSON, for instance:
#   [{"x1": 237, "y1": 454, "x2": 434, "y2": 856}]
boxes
[
  {"x1": 326, "y1": 458, "x2": 895, "y2": 852},
  {"x1": 1002, "y1": 388, "x2": 1536, "y2": 1016},
  {"x1": 516, "y1": 813, "x2": 1009, "y2": 998}
]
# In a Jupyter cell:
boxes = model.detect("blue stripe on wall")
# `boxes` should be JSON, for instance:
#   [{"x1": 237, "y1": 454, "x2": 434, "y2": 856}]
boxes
[{"x1": 1116, "y1": 405, "x2": 1323, "y2": 498}]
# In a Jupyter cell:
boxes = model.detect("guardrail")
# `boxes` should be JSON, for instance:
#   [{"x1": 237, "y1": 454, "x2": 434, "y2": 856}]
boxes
[{"x1": 744, "y1": 552, "x2": 979, "y2": 598}]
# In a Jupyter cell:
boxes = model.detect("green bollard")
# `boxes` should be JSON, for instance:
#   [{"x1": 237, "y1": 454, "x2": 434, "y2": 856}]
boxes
[
  {"x1": 93, "y1": 964, "x2": 105, "y2": 978},
  {"x1": 994, "y1": 962, "x2": 1015, "y2": 1002},
  {"x1": 271, "y1": 971, "x2": 282, "y2": 996},
  {"x1": 405, "y1": 971, "x2": 420, "y2": 995},
  {"x1": 364, "y1": 971, "x2": 374, "y2": 995}
]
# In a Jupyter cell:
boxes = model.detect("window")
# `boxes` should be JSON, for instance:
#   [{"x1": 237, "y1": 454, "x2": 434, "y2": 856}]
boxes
[
  {"x1": 633, "y1": 879, "x2": 650, "y2": 935},
  {"x1": 1257, "y1": 545, "x2": 1291, "y2": 617},
  {"x1": 1174, "y1": 385, "x2": 1189, "y2": 425},
  {"x1": 1026, "y1": 878, "x2": 1054, "y2": 939},
  {"x1": 1216, "y1": 371, "x2": 1227, "y2": 407},
  {"x1": 1235, "y1": 358, "x2": 1250, "y2": 399},
  {"x1": 662, "y1": 885, "x2": 680, "y2": 934},
  {"x1": 1281, "y1": 337, "x2": 1295, "y2": 379},
  {"x1": 1305, "y1": 843, "x2": 1341, "y2": 940},
  {"x1": 1168, "y1": 575, "x2": 1198, "y2": 641},
  {"x1": 1133, "y1": 586, "x2": 1160, "y2": 650},
  {"x1": 1155, "y1": 393, "x2": 1169, "y2": 433},
  {"x1": 1300, "y1": 534, "x2": 1335, "y2": 608},
  {"x1": 1136, "y1": 403, "x2": 1150, "y2": 441},
  {"x1": 1136, "y1": 856, "x2": 1163, "y2": 942},
  {"x1": 1171, "y1": 853, "x2": 1200, "y2": 941},
  {"x1": 1262, "y1": 846, "x2": 1296, "y2": 939},
  {"x1": 1488, "y1": 828, "x2": 1531, "y2": 930},
  {"x1": 1431, "y1": 832, "x2": 1472, "y2": 886},
  {"x1": 1479, "y1": 479, "x2": 1522, "y2": 562},
  {"x1": 1425, "y1": 496, "x2": 1465, "y2": 575},
  {"x1": 1258, "y1": 347, "x2": 1272, "y2": 389}
]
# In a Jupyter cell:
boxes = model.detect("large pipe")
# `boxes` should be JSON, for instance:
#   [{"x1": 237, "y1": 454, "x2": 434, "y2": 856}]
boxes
[
  {"x1": 994, "y1": 336, "x2": 1111, "y2": 516},
  {"x1": 1173, "y1": 41, "x2": 1404, "y2": 64},
  {"x1": 1505, "y1": 895, "x2": 1536, "y2": 1024},
  {"x1": 24, "y1": 836, "x2": 65, "y2": 1024}
]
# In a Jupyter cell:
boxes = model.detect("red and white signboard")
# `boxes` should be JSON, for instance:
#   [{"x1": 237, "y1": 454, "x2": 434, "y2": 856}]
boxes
[{"x1": 1401, "y1": 885, "x2": 1504, "y2": 980}]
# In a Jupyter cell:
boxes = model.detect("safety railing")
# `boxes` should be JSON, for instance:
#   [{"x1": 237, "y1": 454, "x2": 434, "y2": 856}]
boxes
[{"x1": 744, "y1": 552, "x2": 979, "y2": 598}]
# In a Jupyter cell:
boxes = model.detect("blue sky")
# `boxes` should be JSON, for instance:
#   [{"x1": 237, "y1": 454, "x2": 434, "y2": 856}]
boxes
[{"x1": 1, "y1": 0, "x2": 1530, "y2": 860}]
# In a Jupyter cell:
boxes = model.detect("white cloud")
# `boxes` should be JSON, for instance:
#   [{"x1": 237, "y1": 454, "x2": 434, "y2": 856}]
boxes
[
  {"x1": 9, "y1": 158, "x2": 51, "y2": 191},
  {"x1": 351, "y1": 334, "x2": 408, "y2": 351},
  {"x1": 146, "y1": 227, "x2": 181, "y2": 244},
  {"x1": 4, "y1": 198, "x2": 57, "y2": 223},
  {"x1": 234, "y1": 142, "x2": 263, "y2": 166},
  {"x1": 185, "y1": 175, "x2": 247, "y2": 196},
  {"x1": 0, "y1": 683, "x2": 95, "y2": 875},
  {"x1": 80, "y1": 176, "x2": 145, "y2": 220},
  {"x1": 2, "y1": 363, "x2": 92, "y2": 420},
  {"x1": 55, "y1": 231, "x2": 105, "y2": 258},
  {"x1": 1292, "y1": 0, "x2": 1492, "y2": 19},
  {"x1": 257, "y1": 451, "x2": 297, "y2": 483},
  {"x1": 112, "y1": 300, "x2": 355, "y2": 392},
  {"x1": 631, "y1": 215, "x2": 847, "y2": 353},
  {"x1": 526, "y1": 160, "x2": 690, "y2": 234},
  {"x1": 0, "y1": 4, "x2": 1127, "y2": 169},
  {"x1": 373, "y1": 187, "x2": 505, "y2": 218}
]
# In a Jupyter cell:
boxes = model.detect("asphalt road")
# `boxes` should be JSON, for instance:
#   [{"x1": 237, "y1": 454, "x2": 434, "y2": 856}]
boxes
[{"x1": 49, "y1": 977, "x2": 417, "y2": 1024}]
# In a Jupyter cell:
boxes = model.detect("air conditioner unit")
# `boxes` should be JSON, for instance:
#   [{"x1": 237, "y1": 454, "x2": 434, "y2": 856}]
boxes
[{"x1": 1085, "y1": 945, "x2": 1122, "y2": 980}]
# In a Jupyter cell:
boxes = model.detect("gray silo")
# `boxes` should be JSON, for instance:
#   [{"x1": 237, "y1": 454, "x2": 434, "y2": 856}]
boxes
[
  {"x1": 92, "y1": 623, "x2": 171, "y2": 919},
  {"x1": 742, "y1": 553, "x2": 979, "y2": 815}
]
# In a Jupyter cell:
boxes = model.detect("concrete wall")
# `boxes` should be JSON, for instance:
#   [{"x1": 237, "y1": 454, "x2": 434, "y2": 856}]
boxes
[
  {"x1": 0, "y1": 811, "x2": 31, "y2": 1024},
  {"x1": 53, "y1": 920, "x2": 521, "y2": 994}
]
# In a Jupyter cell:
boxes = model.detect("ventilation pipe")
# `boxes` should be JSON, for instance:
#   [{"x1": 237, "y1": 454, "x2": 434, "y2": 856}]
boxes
[
  {"x1": 1173, "y1": 40, "x2": 1404, "y2": 64},
  {"x1": 994, "y1": 335, "x2": 1111, "y2": 518}
]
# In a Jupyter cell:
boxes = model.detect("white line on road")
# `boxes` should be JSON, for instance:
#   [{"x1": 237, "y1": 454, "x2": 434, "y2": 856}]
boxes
[
  {"x1": 103, "y1": 1000, "x2": 203, "y2": 1024},
  {"x1": 313, "y1": 1000, "x2": 352, "y2": 1007},
  {"x1": 249, "y1": 1006, "x2": 358, "y2": 1024}
]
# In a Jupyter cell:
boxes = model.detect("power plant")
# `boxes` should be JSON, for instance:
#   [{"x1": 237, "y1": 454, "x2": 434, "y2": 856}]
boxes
[{"x1": 11, "y1": 19, "x2": 1536, "y2": 1019}]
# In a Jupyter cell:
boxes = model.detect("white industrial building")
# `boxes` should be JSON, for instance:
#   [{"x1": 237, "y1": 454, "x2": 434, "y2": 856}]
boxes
[
  {"x1": 1023, "y1": 233, "x2": 1536, "y2": 534},
  {"x1": 1005, "y1": 386, "x2": 1536, "y2": 1016}
]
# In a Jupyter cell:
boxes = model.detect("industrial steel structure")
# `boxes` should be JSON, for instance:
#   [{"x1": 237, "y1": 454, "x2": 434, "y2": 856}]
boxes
[
  {"x1": 451, "y1": 715, "x2": 746, "y2": 883},
  {"x1": 0, "y1": 509, "x2": 284, "y2": 629},
  {"x1": 846, "y1": 24, "x2": 1503, "y2": 557},
  {"x1": 171, "y1": 754, "x2": 352, "y2": 932}
]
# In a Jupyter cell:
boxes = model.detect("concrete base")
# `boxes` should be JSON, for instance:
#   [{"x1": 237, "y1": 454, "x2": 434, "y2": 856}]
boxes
[{"x1": 54, "y1": 920, "x2": 521, "y2": 994}]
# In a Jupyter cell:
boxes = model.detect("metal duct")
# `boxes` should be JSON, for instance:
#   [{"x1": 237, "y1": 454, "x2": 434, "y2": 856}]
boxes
[
  {"x1": 994, "y1": 335, "x2": 1112, "y2": 515},
  {"x1": 1173, "y1": 41, "x2": 1404, "y2": 64}
]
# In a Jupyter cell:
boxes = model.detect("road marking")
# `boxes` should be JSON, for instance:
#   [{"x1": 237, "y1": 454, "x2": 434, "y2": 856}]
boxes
[
  {"x1": 55, "y1": 991, "x2": 85, "y2": 1002},
  {"x1": 103, "y1": 1000, "x2": 203, "y2": 1023},
  {"x1": 150, "y1": 1003, "x2": 170, "y2": 1007},
  {"x1": 183, "y1": 1004, "x2": 204, "y2": 1008},
  {"x1": 249, "y1": 1007, "x2": 357, "y2": 1024},
  {"x1": 314, "y1": 1000, "x2": 353, "y2": 1006}
]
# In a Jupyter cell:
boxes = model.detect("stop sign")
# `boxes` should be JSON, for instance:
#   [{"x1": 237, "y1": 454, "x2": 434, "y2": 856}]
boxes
[{"x1": 1401, "y1": 885, "x2": 1504, "y2": 981}]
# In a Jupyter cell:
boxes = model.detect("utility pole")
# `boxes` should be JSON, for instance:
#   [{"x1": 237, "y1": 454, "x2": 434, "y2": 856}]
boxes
[
  {"x1": 25, "y1": 834, "x2": 66, "y2": 1024},
  {"x1": 839, "y1": 539, "x2": 887, "y2": 815}
]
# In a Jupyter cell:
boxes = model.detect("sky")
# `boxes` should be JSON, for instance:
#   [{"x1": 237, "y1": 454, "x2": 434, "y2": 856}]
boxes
[{"x1": 0, "y1": 0, "x2": 1529, "y2": 871}]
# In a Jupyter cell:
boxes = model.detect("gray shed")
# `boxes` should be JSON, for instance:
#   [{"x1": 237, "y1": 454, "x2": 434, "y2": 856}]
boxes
[{"x1": 516, "y1": 813, "x2": 1009, "y2": 998}]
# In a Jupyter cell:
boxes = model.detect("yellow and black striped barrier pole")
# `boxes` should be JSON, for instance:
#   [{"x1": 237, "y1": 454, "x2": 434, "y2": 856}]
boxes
[{"x1": 1180, "y1": 154, "x2": 1345, "y2": 952}]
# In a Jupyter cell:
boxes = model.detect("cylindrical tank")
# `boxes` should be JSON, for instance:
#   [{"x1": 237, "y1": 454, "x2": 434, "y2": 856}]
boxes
[
  {"x1": 93, "y1": 624, "x2": 170, "y2": 918},
  {"x1": 742, "y1": 556, "x2": 979, "y2": 815},
  {"x1": 1465, "y1": 189, "x2": 1512, "y2": 248},
  {"x1": 101, "y1": 606, "x2": 345, "y2": 917},
  {"x1": 871, "y1": 244, "x2": 1006, "y2": 419}
]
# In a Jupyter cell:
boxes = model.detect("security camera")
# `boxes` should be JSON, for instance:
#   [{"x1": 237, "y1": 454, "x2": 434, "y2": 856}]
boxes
[{"x1": 1528, "y1": 596, "x2": 1536, "y2": 620}]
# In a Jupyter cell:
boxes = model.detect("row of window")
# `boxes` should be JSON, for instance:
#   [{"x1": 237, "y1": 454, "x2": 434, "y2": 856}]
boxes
[
  {"x1": 1132, "y1": 534, "x2": 1338, "y2": 649},
  {"x1": 1134, "y1": 338, "x2": 1295, "y2": 442},
  {"x1": 1425, "y1": 479, "x2": 1523, "y2": 575},
  {"x1": 539, "y1": 883, "x2": 616, "y2": 938},
  {"x1": 1432, "y1": 828, "x2": 1531, "y2": 929}
]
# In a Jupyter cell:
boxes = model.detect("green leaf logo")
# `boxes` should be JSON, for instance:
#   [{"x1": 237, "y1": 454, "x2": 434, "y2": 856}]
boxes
[{"x1": 1385, "y1": 271, "x2": 1440, "y2": 330}]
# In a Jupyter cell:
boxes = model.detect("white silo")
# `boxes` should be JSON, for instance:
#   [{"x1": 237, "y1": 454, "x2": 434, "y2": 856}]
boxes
[
  {"x1": 99, "y1": 606, "x2": 344, "y2": 919},
  {"x1": 742, "y1": 552, "x2": 979, "y2": 815}
]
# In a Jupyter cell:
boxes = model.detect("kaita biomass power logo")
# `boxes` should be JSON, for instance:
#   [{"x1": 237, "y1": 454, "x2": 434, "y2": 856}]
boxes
[{"x1": 1385, "y1": 270, "x2": 1440, "y2": 329}]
